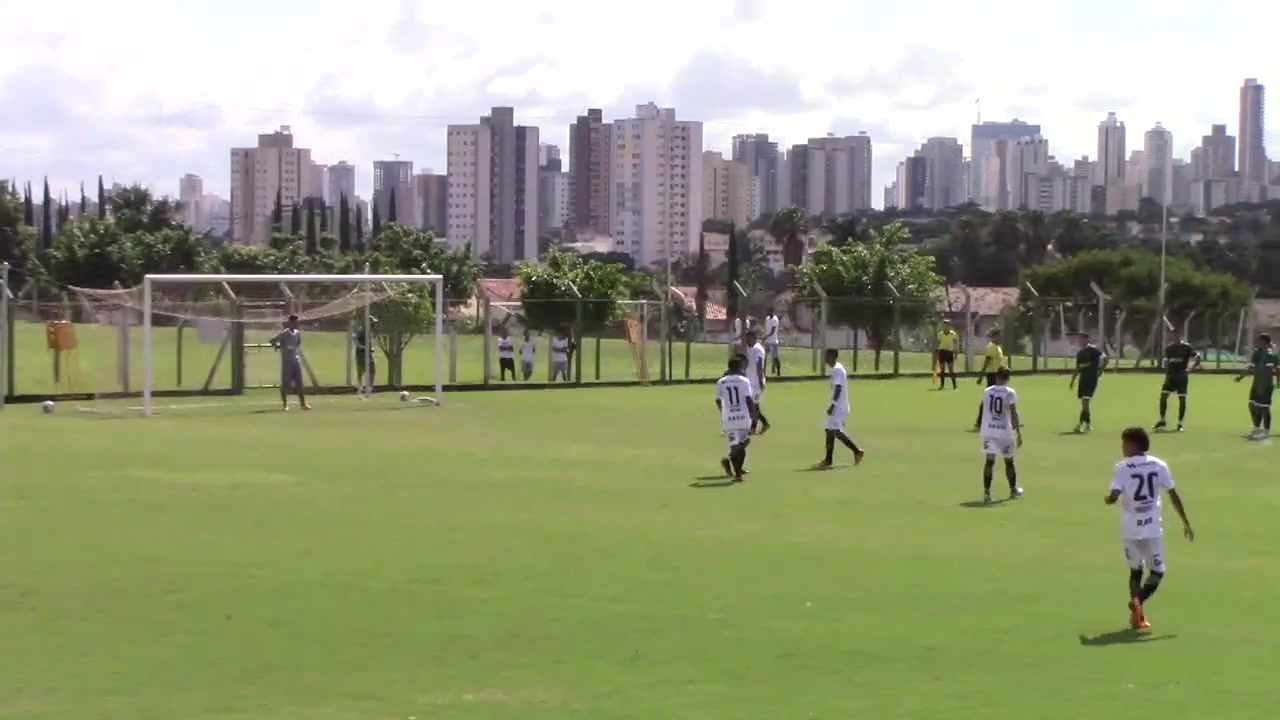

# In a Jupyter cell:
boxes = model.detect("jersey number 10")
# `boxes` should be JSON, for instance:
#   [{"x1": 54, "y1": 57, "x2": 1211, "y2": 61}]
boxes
[{"x1": 988, "y1": 395, "x2": 1004, "y2": 416}]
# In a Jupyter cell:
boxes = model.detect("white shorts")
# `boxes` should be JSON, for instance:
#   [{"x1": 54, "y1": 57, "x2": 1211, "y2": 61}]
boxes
[
  {"x1": 824, "y1": 411, "x2": 848, "y2": 431},
  {"x1": 754, "y1": 387, "x2": 765, "y2": 402},
  {"x1": 981, "y1": 436, "x2": 1015, "y2": 458},
  {"x1": 1122, "y1": 537, "x2": 1167, "y2": 573},
  {"x1": 766, "y1": 342, "x2": 779, "y2": 359},
  {"x1": 723, "y1": 428, "x2": 750, "y2": 451}
]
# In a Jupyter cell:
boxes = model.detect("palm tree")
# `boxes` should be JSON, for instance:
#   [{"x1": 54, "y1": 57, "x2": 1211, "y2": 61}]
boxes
[{"x1": 769, "y1": 207, "x2": 810, "y2": 267}]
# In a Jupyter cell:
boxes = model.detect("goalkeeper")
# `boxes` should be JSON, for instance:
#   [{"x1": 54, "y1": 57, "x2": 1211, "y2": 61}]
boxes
[{"x1": 270, "y1": 315, "x2": 311, "y2": 411}]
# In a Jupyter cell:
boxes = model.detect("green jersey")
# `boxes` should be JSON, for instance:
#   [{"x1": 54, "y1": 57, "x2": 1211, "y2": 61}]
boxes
[
  {"x1": 1164, "y1": 341, "x2": 1198, "y2": 376},
  {"x1": 1249, "y1": 348, "x2": 1279, "y2": 389},
  {"x1": 1075, "y1": 344, "x2": 1105, "y2": 381}
]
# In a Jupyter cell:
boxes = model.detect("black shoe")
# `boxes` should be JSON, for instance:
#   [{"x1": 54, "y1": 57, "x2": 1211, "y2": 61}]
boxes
[{"x1": 720, "y1": 458, "x2": 733, "y2": 477}]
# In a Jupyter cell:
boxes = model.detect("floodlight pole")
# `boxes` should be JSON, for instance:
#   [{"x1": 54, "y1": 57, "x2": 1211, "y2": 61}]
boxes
[{"x1": 142, "y1": 276, "x2": 153, "y2": 416}]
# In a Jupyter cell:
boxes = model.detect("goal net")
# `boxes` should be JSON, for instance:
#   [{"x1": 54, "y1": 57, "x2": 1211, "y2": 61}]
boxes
[{"x1": 68, "y1": 273, "x2": 445, "y2": 416}]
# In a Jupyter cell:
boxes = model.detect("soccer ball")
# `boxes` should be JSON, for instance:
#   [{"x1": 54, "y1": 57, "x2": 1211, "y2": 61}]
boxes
[
  {"x1": 399, "y1": 391, "x2": 411, "y2": 402},
  {"x1": 41, "y1": 400, "x2": 55, "y2": 414}
]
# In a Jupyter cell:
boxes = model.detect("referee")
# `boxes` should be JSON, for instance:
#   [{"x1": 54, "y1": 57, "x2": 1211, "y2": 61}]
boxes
[{"x1": 936, "y1": 320, "x2": 959, "y2": 390}]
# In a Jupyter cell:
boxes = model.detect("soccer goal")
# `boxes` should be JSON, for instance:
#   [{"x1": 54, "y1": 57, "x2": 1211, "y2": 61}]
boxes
[{"x1": 70, "y1": 273, "x2": 445, "y2": 417}]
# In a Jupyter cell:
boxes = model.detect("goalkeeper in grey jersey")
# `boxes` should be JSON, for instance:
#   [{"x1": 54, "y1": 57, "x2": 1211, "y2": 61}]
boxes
[{"x1": 270, "y1": 315, "x2": 311, "y2": 411}]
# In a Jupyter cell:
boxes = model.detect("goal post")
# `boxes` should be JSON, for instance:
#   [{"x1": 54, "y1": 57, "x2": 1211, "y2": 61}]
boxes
[{"x1": 140, "y1": 273, "x2": 445, "y2": 417}]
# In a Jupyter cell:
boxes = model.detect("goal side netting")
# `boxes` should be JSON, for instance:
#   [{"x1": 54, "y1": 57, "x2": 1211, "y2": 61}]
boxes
[{"x1": 67, "y1": 273, "x2": 445, "y2": 416}]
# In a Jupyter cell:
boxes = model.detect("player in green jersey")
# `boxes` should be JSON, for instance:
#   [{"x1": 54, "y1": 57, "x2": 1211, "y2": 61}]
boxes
[
  {"x1": 1068, "y1": 332, "x2": 1107, "y2": 432},
  {"x1": 1155, "y1": 328, "x2": 1201, "y2": 432},
  {"x1": 1234, "y1": 333, "x2": 1279, "y2": 440}
]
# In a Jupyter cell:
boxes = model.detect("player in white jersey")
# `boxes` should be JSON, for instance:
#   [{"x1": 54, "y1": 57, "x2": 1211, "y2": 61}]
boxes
[
  {"x1": 763, "y1": 309, "x2": 782, "y2": 376},
  {"x1": 1105, "y1": 427, "x2": 1194, "y2": 630},
  {"x1": 496, "y1": 331, "x2": 516, "y2": 381},
  {"x1": 743, "y1": 331, "x2": 772, "y2": 434},
  {"x1": 519, "y1": 331, "x2": 536, "y2": 381},
  {"x1": 978, "y1": 367, "x2": 1024, "y2": 503},
  {"x1": 715, "y1": 355, "x2": 757, "y2": 482},
  {"x1": 813, "y1": 349, "x2": 864, "y2": 469}
]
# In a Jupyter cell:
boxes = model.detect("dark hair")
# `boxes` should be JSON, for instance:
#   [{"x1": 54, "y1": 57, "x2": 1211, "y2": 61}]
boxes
[
  {"x1": 824, "y1": 348, "x2": 839, "y2": 359},
  {"x1": 1121, "y1": 427, "x2": 1150, "y2": 454},
  {"x1": 1261, "y1": 333, "x2": 1272, "y2": 344},
  {"x1": 287, "y1": 314, "x2": 299, "y2": 323},
  {"x1": 996, "y1": 367, "x2": 1011, "y2": 380}
]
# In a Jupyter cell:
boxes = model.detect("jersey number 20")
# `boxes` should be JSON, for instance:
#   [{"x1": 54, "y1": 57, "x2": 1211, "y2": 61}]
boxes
[{"x1": 1130, "y1": 471, "x2": 1158, "y2": 501}]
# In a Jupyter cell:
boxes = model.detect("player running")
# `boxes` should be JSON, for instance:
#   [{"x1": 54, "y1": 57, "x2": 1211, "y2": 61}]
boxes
[
  {"x1": 1154, "y1": 328, "x2": 1200, "y2": 432},
  {"x1": 1234, "y1": 333, "x2": 1279, "y2": 439},
  {"x1": 763, "y1": 308, "x2": 782, "y2": 376},
  {"x1": 972, "y1": 329, "x2": 1006, "y2": 430},
  {"x1": 978, "y1": 367, "x2": 1023, "y2": 504},
  {"x1": 1069, "y1": 332, "x2": 1107, "y2": 433},
  {"x1": 813, "y1": 349, "x2": 864, "y2": 470},
  {"x1": 935, "y1": 320, "x2": 959, "y2": 390},
  {"x1": 716, "y1": 355, "x2": 756, "y2": 482},
  {"x1": 744, "y1": 331, "x2": 772, "y2": 435},
  {"x1": 1104, "y1": 427, "x2": 1194, "y2": 630},
  {"x1": 269, "y1": 314, "x2": 310, "y2": 412}
]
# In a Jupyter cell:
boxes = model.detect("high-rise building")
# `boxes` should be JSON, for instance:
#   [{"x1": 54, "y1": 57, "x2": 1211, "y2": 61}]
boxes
[
  {"x1": 702, "y1": 151, "x2": 757, "y2": 226},
  {"x1": 537, "y1": 146, "x2": 568, "y2": 234},
  {"x1": 969, "y1": 120, "x2": 1040, "y2": 206},
  {"x1": 915, "y1": 137, "x2": 965, "y2": 210},
  {"x1": 1007, "y1": 136, "x2": 1050, "y2": 210},
  {"x1": 797, "y1": 133, "x2": 873, "y2": 215},
  {"x1": 373, "y1": 160, "x2": 415, "y2": 227},
  {"x1": 1239, "y1": 78, "x2": 1267, "y2": 200},
  {"x1": 328, "y1": 161, "x2": 356, "y2": 205},
  {"x1": 414, "y1": 172, "x2": 448, "y2": 236},
  {"x1": 607, "y1": 102, "x2": 703, "y2": 267},
  {"x1": 229, "y1": 125, "x2": 313, "y2": 244},
  {"x1": 785, "y1": 144, "x2": 810, "y2": 210},
  {"x1": 1143, "y1": 123, "x2": 1174, "y2": 206},
  {"x1": 447, "y1": 107, "x2": 539, "y2": 262},
  {"x1": 893, "y1": 155, "x2": 927, "y2": 209},
  {"x1": 731, "y1": 133, "x2": 780, "y2": 216},
  {"x1": 179, "y1": 173, "x2": 203, "y2": 229},
  {"x1": 307, "y1": 162, "x2": 328, "y2": 202},
  {"x1": 1070, "y1": 158, "x2": 1094, "y2": 213},
  {"x1": 567, "y1": 108, "x2": 611, "y2": 236},
  {"x1": 1196, "y1": 125, "x2": 1236, "y2": 180},
  {"x1": 1096, "y1": 112, "x2": 1126, "y2": 184}
]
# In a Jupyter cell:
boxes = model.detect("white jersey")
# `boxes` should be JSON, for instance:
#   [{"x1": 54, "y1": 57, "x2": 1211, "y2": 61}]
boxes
[
  {"x1": 717, "y1": 373, "x2": 754, "y2": 431},
  {"x1": 497, "y1": 338, "x2": 514, "y2": 359},
  {"x1": 979, "y1": 385, "x2": 1018, "y2": 438},
  {"x1": 748, "y1": 342, "x2": 767, "y2": 394},
  {"x1": 551, "y1": 338, "x2": 569, "y2": 362},
  {"x1": 764, "y1": 315, "x2": 780, "y2": 344},
  {"x1": 519, "y1": 340, "x2": 535, "y2": 363},
  {"x1": 829, "y1": 362, "x2": 850, "y2": 415},
  {"x1": 1109, "y1": 454, "x2": 1176, "y2": 540}
]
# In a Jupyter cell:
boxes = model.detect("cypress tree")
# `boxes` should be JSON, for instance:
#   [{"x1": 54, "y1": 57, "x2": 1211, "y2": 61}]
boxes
[
  {"x1": 271, "y1": 188, "x2": 283, "y2": 232},
  {"x1": 79, "y1": 182, "x2": 87, "y2": 216},
  {"x1": 319, "y1": 199, "x2": 329, "y2": 233},
  {"x1": 23, "y1": 182, "x2": 34, "y2": 226},
  {"x1": 97, "y1": 175, "x2": 106, "y2": 219},
  {"x1": 40, "y1": 178, "x2": 53, "y2": 250},
  {"x1": 305, "y1": 201, "x2": 318, "y2": 254},
  {"x1": 355, "y1": 204, "x2": 365, "y2": 251},
  {"x1": 289, "y1": 202, "x2": 301, "y2": 235},
  {"x1": 695, "y1": 231, "x2": 708, "y2": 325},
  {"x1": 726, "y1": 221, "x2": 739, "y2": 326},
  {"x1": 338, "y1": 194, "x2": 351, "y2": 254},
  {"x1": 371, "y1": 203, "x2": 382, "y2": 239},
  {"x1": 388, "y1": 188, "x2": 398, "y2": 225}
]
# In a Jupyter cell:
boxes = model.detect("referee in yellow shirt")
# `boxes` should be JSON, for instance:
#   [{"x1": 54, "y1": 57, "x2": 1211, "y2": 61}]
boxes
[
  {"x1": 973, "y1": 328, "x2": 1007, "y2": 430},
  {"x1": 935, "y1": 320, "x2": 959, "y2": 390}
]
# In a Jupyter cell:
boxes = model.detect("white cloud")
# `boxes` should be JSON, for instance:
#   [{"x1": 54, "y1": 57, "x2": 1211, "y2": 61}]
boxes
[{"x1": 1, "y1": 0, "x2": 1276, "y2": 205}]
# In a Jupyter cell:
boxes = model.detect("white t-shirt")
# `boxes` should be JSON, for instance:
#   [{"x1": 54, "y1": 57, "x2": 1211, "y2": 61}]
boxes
[
  {"x1": 829, "y1": 362, "x2": 850, "y2": 415},
  {"x1": 733, "y1": 318, "x2": 745, "y2": 341},
  {"x1": 551, "y1": 338, "x2": 569, "y2": 362},
  {"x1": 764, "y1": 315, "x2": 780, "y2": 344},
  {"x1": 519, "y1": 340, "x2": 535, "y2": 363},
  {"x1": 1109, "y1": 454, "x2": 1175, "y2": 540},
  {"x1": 497, "y1": 337, "x2": 514, "y2": 359},
  {"x1": 980, "y1": 385, "x2": 1018, "y2": 438},
  {"x1": 748, "y1": 342, "x2": 767, "y2": 393},
  {"x1": 717, "y1": 373, "x2": 754, "y2": 431}
]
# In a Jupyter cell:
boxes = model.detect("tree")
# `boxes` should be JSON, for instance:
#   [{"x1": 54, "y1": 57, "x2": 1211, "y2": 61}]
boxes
[
  {"x1": 304, "y1": 201, "x2": 318, "y2": 255},
  {"x1": 23, "y1": 182, "x2": 33, "y2": 226},
  {"x1": 0, "y1": 180, "x2": 34, "y2": 287},
  {"x1": 338, "y1": 194, "x2": 352, "y2": 254},
  {"x1": 797, "y1": 222, "x2": 943, "y2": 369},
  {"x1": 770, "y1": 206, "x2": 810, "y2": 267},
  {"x1": 319, "y1": 199, "x2": 329, "y2": 234},
  {"x1": 271, "y1": 189, "x2": 283, "y2": 232},
  {"x1": 372, "y1": 203, "x2": 383, "y2": 239},
  {"x1": 355, "y1": 204, "x2": 365, "y2": 251},
  {"x1": 109, "y1": 185, "x2": 181, "y2": 234},
  {"x1": 694, "y1": 231, "x2": 708, "y2": 325},
  {"x1": 97, "y1": 176, "x2": 106, "y2": 220},
  {"x1": 388, "y1": 188, "x2": 398, "y2": 225},
  {"x1": 289, "y1": 203, "x2": 301, "y2": 235},
  {"x1": 823, "y1": 213, "x2": 867, "y2": 247},
  {"x1": 365, "y1": 224, "x2": 479, "y2": 302},
  {"x1": 371, "y1": 283, "x2": 435, "y2": 386},
  {"x1": 40, "y1": 177, "x2": 52, "y2": 250},
  {"x1": 79, "y1": 182, "x2": 87, "y2": 217},
  {"x1": 516, "y1": 248, "x2": 629, "y2": 335}
]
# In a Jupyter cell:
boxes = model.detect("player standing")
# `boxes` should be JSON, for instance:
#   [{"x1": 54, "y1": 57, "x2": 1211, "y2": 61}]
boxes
[
  {"x1": 519, "y1": 331, "x2": 536, "y2": 381},
  {"x1": 744, "y1": 331, "x2": 772, "y2": 434},
  {"x1": 935, "y1": 320, "x2": 959, "y2": 390},
  {"x1": 1234, "y1": 333, "x2": 1278, "y2": 439},
  {"x1": 763, "y1": 308, "x2": 782, "y2": 376},
  {"x1": 716, "y1": 355, "x2": 756, "y2": 482},
  {"x1": 270, "y1": 314, "x2": 310, "y2": 412},
  {"x1": 813, "y1": 349, "x2": 865, "y2": 469},
  {"x1": 972, "y1": 329, "x2": 1006, "y2": 430},
  {"x1": 551, "y1": 332, "x2": 571, "y2": 382},
  {"x1": 1104, "y1": 427, "x2": 1194, "y2": 630},
  {"x1": 1069, "y1": 332, "x2": 1107, "y2": 432},
  {"x1": 353, "y1": 322, "x2": 375, "y2": 397},
  {"x1": 497, "y1": 330, "x2": 516, "y2": 381},
  {"x1": 1155, "y1": 328, "x2": 1200, "y2": 432},
  {"x1": 978, "y1": 367, "x2": 1023, "y2": 503}
]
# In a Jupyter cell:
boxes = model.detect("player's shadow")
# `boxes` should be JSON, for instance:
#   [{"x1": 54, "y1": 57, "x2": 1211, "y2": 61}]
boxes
[
  {"x1": 957, "y1": 499, "x2": 1010, "y2": 509},
  {"x1": 1078, "y1": 629, "x2": 1177, "y2": 647},
  {"x1": 1057, "y1": 430, "x2": 1085, "y2": 436},
  {"x1": 689, "y1": 476, "x2": 736, "y2": 489}
]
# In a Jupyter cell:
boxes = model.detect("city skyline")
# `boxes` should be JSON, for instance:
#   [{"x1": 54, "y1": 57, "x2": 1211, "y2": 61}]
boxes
[{"x1": 5, "y1": 0, "x2": 1279, "y2": 206}]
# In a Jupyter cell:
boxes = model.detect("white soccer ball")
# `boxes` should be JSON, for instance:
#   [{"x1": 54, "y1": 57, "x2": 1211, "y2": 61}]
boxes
[
  {"x1": 41, "y1": 400, "x2": 55, "y2": 414},
  {"x1": 399, "y1": 391, "x2": 411, "y2": 402}
]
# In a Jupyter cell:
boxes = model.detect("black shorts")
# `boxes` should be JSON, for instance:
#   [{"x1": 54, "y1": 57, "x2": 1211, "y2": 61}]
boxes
[
  {"x1": 1077, "y1": 376, "x2": 1098, "y2": 399},
  {"x1": 1161, "y1": 375, "x2": 1188, "y2": 396},
  {"x1": 984, "y1": 373, "x2": 997, "y2": 387},
  {"x1": 499, "y1": 357, "x2": 516, "y2": 371},
  {"x1": 1250, "y1": 385, "x2": 1274, "y2": 408},
  {"x1": 938, "y1": 350, "x2": 955, "y2": 364}
]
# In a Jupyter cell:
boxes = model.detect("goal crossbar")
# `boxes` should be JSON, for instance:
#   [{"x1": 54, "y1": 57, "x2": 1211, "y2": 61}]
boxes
[{"x1": 141, "y1": 273, "x2": 445, "y2": 417}]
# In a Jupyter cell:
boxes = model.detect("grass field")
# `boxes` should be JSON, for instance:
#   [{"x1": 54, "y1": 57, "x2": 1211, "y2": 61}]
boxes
[{"x1": 4, "y1": 372, "x2": 1278, "y2": 719}]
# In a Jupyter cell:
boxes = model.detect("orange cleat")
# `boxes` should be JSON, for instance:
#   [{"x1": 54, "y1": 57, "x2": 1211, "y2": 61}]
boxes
[{"x1": 1128, "y1": 599, "x2": 1150, "y2": 630}]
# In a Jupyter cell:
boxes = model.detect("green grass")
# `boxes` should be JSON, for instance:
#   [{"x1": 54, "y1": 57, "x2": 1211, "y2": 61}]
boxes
[{"x1": 3, "y1": 372, "x2": 1277, "y2": 718}]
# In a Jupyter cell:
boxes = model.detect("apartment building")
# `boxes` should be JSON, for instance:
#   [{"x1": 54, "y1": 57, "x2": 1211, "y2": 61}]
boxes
[
  {"x1": 969, "y1": 120, "x2": 1040, "y2": 208},
  {"x1": 414, "y1": 172, "x2": 448, "y2": 235},
  {"x1": 702, "y1": 151, "x2": 757, "y2": 226},
  {"x1": 1142, "y1": 123, "x2": 1174, "y2": 206},
  {"x1": 731, "y1": 133, "x2": 780, "y2": 215},
  {"x1": 179, "y1": 173, "x2": 203, "y2": 229},
  {"x1": 373, "y1": 160, "x2": 416, "y2": 227},
  {"x1": 915, "y1": 137, "x2": 965, "y2": 210},
  {"x1": 328, "y1": 161, "x2": 356, "y2": 205},
  {"x1": 1239, "y1": 79, "x2": 1267, "y2": 200},
  {"x1": 794, "y1": 133, "x2": 873, "y2": 216},
  {"x1": 567, "y1": 108, "x2": 612, "y2": 235},
  {"x1": 229, "y1": 125, "x2": 312, "y2": 244},
  {"x1": 447, "y1": 107, "x2": 539, "y2": 262}
]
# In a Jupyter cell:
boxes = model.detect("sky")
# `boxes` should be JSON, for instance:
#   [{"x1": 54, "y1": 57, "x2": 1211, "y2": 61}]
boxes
[{"x1": 2, "y1": 0, "x2": 1278, "y2": 207}]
